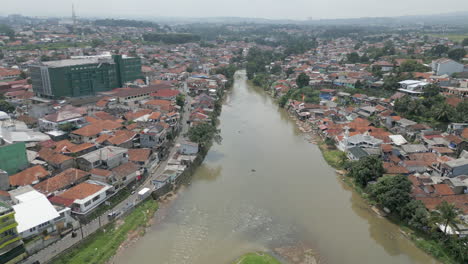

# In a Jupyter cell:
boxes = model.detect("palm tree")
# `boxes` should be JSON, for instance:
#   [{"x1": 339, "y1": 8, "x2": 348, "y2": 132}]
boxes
[
  {"x1": 429, "y1": 201, "x2": 461, "y2": 235},
  {"x1": 433, "y1": 103, "x2": 453, "y2": 122}
]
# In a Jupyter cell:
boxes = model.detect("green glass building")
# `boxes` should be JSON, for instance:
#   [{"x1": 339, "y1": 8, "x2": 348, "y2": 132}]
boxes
[{"x1": 30, "y1": 54, "x2": 142, "y2": 98}]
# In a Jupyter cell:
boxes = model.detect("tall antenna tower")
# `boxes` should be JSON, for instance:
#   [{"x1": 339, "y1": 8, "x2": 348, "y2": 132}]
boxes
[{"x1": 72, "y1": 4, "x2": 77, "y2": 33}]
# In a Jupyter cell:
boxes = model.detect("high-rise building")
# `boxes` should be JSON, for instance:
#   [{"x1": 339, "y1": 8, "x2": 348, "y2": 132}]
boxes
[
  {"x1": 0, "y1": 203, "x2": 25, "y2": 264},
  {"x1": 30, "y1": 53, "x2": 143, "y2": 98}
]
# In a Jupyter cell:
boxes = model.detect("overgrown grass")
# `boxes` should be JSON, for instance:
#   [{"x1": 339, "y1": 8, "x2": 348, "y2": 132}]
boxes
[
  {"x1": 233, "y1": 252, "x2": 282, "y2": 264},
  {"x1": 317, "y1": 141, "x2": 346, "y2": 170},
  {"x1": 50, "y1": 199, "x2": 158, "y2": 264}
]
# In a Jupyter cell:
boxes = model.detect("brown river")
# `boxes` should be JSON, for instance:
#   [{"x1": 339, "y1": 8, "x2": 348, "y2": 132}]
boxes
[{"x1": 114, "y1": 71, "x2": 436, "y2": 264}]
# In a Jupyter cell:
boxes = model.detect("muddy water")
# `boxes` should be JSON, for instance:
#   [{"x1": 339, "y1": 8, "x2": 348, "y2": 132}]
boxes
[{"x1": 115, "y1": 71, "x2": 436, "y2": 264}]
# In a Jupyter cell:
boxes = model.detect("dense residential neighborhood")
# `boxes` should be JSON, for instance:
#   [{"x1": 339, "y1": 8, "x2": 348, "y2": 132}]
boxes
[{"x1": 0, "y1": 11, "x2": 467, "y2": 264}]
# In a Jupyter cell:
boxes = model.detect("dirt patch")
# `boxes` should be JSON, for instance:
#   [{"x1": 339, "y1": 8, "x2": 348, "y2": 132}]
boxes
[{"x1": 274, "y1": 243, "x2": 323, "y2": 264}]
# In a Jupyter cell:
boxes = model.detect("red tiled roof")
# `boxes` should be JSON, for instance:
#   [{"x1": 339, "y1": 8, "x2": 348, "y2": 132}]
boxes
[
  {"x1": 106, "y1": 130, "x2": 136, "y2": 145},
  {"x1": 151, "y1": 89, "x2": 180, "y2": 98},
  {"x1": 72, "y1": 120, "x2": 122, "y2": 137},
  {"x1": 128, "y1": 148, "x2": 151, "y2": 162},
  {"x1": 90, "y1": 168, "x2": 113, "y2": 177},
  {"x1": 34, "y1": 168, "x2": 90, "y2": 195},
  {"x1": 10, "y1": 165, "x2": 49, "y2": 186},
  {"x1": 383, "y1": 162, "x2": 409, "y2": 174},
  {"x1": 49, "y1": 196, "x2": 74, "y2": 207},
  {"x1": 58, "y1": 182, "x2": 104, "y2": 200},
  {"x1": 111, "y1": 162, "x2": 139, "y2": 179},
  {"x1": 417, "y1": 194, "x2": 468, "y2": 214},
  {"x1": 433, "y1": 184, "x2": 455, "y2": 196},
  {"x1": 144, "y1": 99, "x2": 172, "y2": 107},
  {"x1": 38, "y1": 148, "x2": 73, "y2": 165}
]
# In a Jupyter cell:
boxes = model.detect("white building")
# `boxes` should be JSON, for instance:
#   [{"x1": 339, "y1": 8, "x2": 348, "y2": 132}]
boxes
[
  {"x1": 52, "y1": 180, "x2": 113, "y2": 215},
  {"x1": 431, "y1": 58, "x2": 464, "y2": 76},
  {"x1": 10, "y1": 187, "x2": 70, "y2": 239},
  {"x1": 398, "y1": 80, "x2": 429, "y2": 95}
]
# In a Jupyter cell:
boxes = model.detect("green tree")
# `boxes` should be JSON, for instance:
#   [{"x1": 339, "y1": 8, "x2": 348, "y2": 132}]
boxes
[
  {"x1": 430, "y1": 45, "x2": 449, "y2": 57},
  {"x1": 270, "y1": 64, "x2": 282, "y2": 75},
  {"x1": 0, "y1": 100, "x2": 14, "y2": 113},
  {"x1": 346, "y1": 52, "x2": 360, "y2": 63},
  {"x1": 347, "y1": 156, "x2": 384, "y2": 187},
  {"x1": 399, "y1": 200, "x2": 429, "y2": 230},
  {"x1": 286, "y1": 67, "x2": 295, "y2": 77},
  {"x1": 433, "y1": 103, "x2": 454, "y2": 122},
  {"x1": 370, "y1": 175, "x2": 412, "y2": 213},
  {"x1": 91, "y1": 39, "x2": 105, "y2": 48},
  {"x1": 176, "y1": 94, "x2": 185, "y2": 108},
  {"x1": 188, "y1": 123, "x2": 222, "y2": 146},
  {"x1": 399, "y1": 60, "x2": 430, "y2": 73},
  {"x1": 454, "y1": 100, "x2": 468, "y2": 123},
  {"x1": 424, "y1": 84, "x2": 440, "y2": 97},
  {"x1": 448, "y1": 48, "x2": 467, "y2": 61},
  {"x1": 462, "y1": 38, "x2": 468, "y2": 47},
  {"x1": 296, "y1": 73, "x2": 310, "y2": 88},
  {"x1": 429, "y1": 201, "x2": 462, "y2": 235}
]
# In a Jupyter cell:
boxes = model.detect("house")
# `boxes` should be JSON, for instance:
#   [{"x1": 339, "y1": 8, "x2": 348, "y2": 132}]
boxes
[
  {"x1": 338, "y1": 129, "x2": 383, "y2": 151},
  {"x1": 0, "y1": 67, "x2": 21, "y2": 80},
  {"x1": 33, "y1": 168, "x2": 90, "y2": 196},
  {"x1": 10, "y1": 188, "x2": 70, "y2": 239},
  {"x1": 70, "y1": 120, "x2": 122, "y2": 143},
  {"x1": 38, "y1": 105, "x2": 86, "y2": 131},
  {"x1": 140, "y1": 125, "x2": 167, "y2": 149},
  {"x1": 111, "y1": 162, "x2": 140, "y2": 188},
  {"x1": 89, "y1": 168, "x2": 114, "y2": 185},
  {"x1": 151, "y1": 89, "x2": 180, "y2": 101},
  {"x1": 347, "y1": 146, "x2": 369, "y2": 160},
  {"x1": 104, "y1": 130, "x2": 137, "y2": 148},
  {"x1": 50, "y1": 180, "x2": 113, "y2": 215},
  {"x1": 179, "y1": 141, "x2": 199, "y2": 155},
  {"x1": 128, "y1": 148, "x2": 154, "y2": 167},
  {"x1": 372, "y1": 61, "x2": 394, "y2": 72},
  {"x1": 9, "y1": 165, "x2": 49, "y2": 187},
  {"x1": 439, "y1": 158, "x2": 468, "y2": 177},
  {"x1": 398, "y1": 80, "x2": 429, "y2": 95},
  {"x1": 431, "y1": 58, "x2": 464, "y2": 76},
  {"x1": 401, "y1": 144, "x2": 428, "y2": 154},
  {"x1": 319, "y1": 89, "x2": 336, "y2": 101},
  {"x1": 143, "y1": 99, "x2": 173, "y2": 112},
  {"x1": 37, "y1": 148, "x2": 74, "y2": 171},
  {"x1": 76, "y1": 146, "x2": 129, "y2": 171}
]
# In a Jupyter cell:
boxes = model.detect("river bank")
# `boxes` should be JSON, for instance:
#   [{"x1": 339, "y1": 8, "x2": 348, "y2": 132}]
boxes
[
  {"x1": 278, "y1": 98, "x2": 460, "y2": 264},
  {"x1": 49, "y1": 199, "x2": 158, "y2": 264}
]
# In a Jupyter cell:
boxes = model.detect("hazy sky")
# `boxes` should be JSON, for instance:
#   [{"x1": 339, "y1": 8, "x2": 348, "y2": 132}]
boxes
[{"x1": 2, "y1": 0, "x2": 468, "y2": 20}]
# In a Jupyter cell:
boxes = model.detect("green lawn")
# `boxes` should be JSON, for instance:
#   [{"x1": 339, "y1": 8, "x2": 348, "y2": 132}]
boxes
[
  {"x1": 50, "y1": 199, "x2": 158, "y2": 264},
  {"x1": 233, "y1": 252, "x2": 282, "y2": 264},
  {"x1": 318, "y1": 142, "x2": 346, "y2": 169}
]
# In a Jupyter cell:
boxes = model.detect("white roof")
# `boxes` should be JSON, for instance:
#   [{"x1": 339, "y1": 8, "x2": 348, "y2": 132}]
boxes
[
  {"x1": 138, "y1": 188, "x2": 150, "y2": 195},
  {"x1": 12, "y1": 190, "x2": 60, "y2": 233},
  {"x1": 0, "y1": 111, "x2": 9, "y2": 120},
  {"x1": 389, "y1": 135, "x2": 408, "y2": 146}
]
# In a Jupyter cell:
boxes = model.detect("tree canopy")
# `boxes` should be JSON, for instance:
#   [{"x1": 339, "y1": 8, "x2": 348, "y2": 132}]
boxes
[
  {"x1": 188, "y1": 123, "x2": 222, "y2": 146},
  {"x1": 346, "y1": 156, "x2": 384, "y2": 187},
  {"x1": 448, "y1": 48, "x2": 467, "y2": 61},
  {"x1": 296, "y1": 73, "x2": 310, "y2": 88},
  {"x1": 370, "y1": 175, "x2": 412, "y2": 213}
]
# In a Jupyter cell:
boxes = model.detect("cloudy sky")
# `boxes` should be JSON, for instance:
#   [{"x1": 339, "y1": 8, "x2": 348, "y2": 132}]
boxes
[{"x1": 2, "y1": 0, "x2": 468, "y2": 20}]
